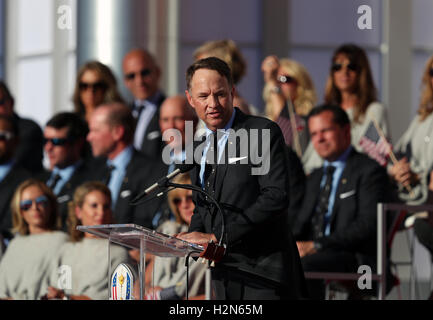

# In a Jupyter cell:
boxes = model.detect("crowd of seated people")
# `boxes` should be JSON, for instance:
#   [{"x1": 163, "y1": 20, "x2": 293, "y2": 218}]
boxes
[{"x1": 0, "y1": 40, "x2": 433, "y2": 300}]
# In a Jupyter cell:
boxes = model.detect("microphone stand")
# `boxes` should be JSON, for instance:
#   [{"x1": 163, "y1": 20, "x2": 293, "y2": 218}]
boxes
[{"x1": 130, "y1": 180, "x2": 227, "y2": 300}]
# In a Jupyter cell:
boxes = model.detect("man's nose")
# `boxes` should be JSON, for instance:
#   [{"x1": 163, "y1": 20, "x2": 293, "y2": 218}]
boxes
[{"x1": 209, "y1": 95, "x2": 219, "y2": 108}]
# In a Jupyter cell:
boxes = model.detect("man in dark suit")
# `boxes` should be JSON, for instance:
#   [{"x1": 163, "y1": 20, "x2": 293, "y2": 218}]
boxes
[
  {"x1": 38, "y1": 112, "x2": 99, "y2": 230},
  {"x1": 293, "y1": 104, "x2": 390, "y2": 299},
  {"x1": 177, "y1": 57, "x2": 307, "y2": 300},
  {"x1": 122, "y1": 49, "x2": 166, "y2": 160},
  {"x1": 87, "y1": 102, "x2": 165, "y2": 228},
  {"x1": 0, "y1": 81, "x2": 43, "y2": 174},
  {"x1": 0, "y1": 115, "x2": 32, "y2": 242}
]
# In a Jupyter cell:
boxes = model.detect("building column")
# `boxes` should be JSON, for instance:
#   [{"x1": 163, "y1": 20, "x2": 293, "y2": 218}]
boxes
[{"x1": 77, "y1": 0, "x2": 148, "y2": 100}]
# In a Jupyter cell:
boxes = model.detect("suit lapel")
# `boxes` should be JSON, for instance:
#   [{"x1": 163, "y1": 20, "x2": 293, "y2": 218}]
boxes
[
  {"x1": 329, "y1": 149, "x2": 356, "y2": 227},
  {"x1": 213, "y1": 109, "x2": 244, "y2": 201}
]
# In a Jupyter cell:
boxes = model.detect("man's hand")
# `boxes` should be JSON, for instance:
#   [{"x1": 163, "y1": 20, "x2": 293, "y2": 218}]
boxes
[
  {"x1": 176, "y1": 232, "x2": 217, "y2": 244},
  {"x1": 296, "y1": 241, "x2": 317, "y2": 258},
  {"x1": 261, "y1": 55, "x2": 280, "y2": 84}
]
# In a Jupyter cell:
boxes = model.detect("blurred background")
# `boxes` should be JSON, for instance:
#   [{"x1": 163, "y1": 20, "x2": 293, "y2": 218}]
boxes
[{"x1": 0, "y1": 0, "x2": 432, "y2": 298}]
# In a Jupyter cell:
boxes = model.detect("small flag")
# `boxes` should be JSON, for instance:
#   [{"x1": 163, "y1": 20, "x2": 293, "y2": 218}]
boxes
[
  {"x1": 359, "y1": 121, "x2": 391, "y2": 166},
  {"x1": 112, "y1": 273, "x2": 117, "y2": 300}
]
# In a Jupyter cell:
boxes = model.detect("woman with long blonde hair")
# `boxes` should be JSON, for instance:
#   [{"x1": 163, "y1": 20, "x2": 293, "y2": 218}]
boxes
[
  {"x1": 261, "y1": 55, "x2": 317, "y2": 160},
  {"x1": 0, "y1": 179, "x2": 67, "y2": 299},
  {"x1": 389, "y1": 54, "x2": 433, "y2": 204}
]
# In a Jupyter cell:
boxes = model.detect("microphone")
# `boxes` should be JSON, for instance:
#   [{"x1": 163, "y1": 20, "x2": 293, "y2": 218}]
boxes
[{"x1": 130, "y1": 163, "x2": 195, "y2": 204}]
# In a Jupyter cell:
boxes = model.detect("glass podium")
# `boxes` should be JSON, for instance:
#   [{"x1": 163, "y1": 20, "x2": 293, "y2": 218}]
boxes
[{"x1": 77, "y1": 224, "x2": 204, "y2": 300}]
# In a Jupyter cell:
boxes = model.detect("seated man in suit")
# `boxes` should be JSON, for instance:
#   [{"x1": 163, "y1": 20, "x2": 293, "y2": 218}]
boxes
[
  {"x1": 0, "y1": 81, "x2": 44, "y2": 174},
  {"x1": 152, "y1": 94, "x2": 199, "y2": 228},
  {"x1": 86, "y1": 102, "x2": 166, "y2": 228},
  {"x1": 0, "y1": 114, "x2": 32, "y2": 242},
  {"x1": 122, "y1": 49, "x2": 166, "y2": 159},
  {"x1": 293, "y1": 104, "x2": 390, "y2": 299},
  {"x1": 177, "y1": 57, "x2": 307, "y2": 300},
  {"x1": 40, "y1": 112, "x2": 99, "y2": 230}
]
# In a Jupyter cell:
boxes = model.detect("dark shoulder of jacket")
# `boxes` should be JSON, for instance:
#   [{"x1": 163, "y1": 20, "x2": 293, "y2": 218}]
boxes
[{"x1": 13, "y1": 113, "x2": 43, "y2": 135}]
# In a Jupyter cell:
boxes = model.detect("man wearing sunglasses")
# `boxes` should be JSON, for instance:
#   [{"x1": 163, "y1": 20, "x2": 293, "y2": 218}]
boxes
[
  {"x1": 0, "y1": 115, "x2": 32, "y2": 244},
  {"x1": 38, "y1": 112, "x2": 100, "y2": 230},
  {"x1": 122, "y1": 49, "x2": 166, "y2": 161},
  {"x1": 0, "y1": 81, "x2": 43, "y2": 174}
]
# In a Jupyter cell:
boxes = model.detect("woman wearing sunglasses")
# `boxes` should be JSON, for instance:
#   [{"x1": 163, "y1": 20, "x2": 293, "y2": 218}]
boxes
[
  {"x1": 324, "y1": 43, "x2": 390, "y2": 156},
  {"x1": 43, "y1": 181, "x2": 131, "y2": 300},
  {"x1": 0, "y1": 179, "x2": 67, "y2": 299},
  {"x1": 144, "y1": 173, "x2": 206, "y2": 300},
  {"x1": 261, "y1": 55, "x2": 317, "y2": 162},
  {"x1": 72, "y1": 61, "x2": 125, "y2": 123},
  {"x1": 389, "y1": 54, "x2": 433, "y2": 205}
]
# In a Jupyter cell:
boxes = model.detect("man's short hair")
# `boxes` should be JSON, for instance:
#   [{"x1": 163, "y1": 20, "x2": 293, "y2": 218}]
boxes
[
  {"x1": 46, "y1": 112, "x2": 88, "y2": 141},
  {"x1": 103, "y1": 103, "x2": 136, "y2": 144},
  {"x1": 186, "y1": 57, "x2": 234, "y2": 91},
  {"x1": 307, "y1": 104, "x2": 350, "y2": 128},
  {"x1": 0, "y1": 81, "x2": 15, "y2": 105}
]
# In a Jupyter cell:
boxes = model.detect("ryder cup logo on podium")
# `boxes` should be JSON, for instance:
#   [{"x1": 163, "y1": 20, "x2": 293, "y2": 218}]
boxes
[{"x1": 110, "y1": 264, "x2": 134, "y2": 300}]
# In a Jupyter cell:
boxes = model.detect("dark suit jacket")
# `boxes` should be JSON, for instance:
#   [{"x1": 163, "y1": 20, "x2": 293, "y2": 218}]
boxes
[
  {"x1": 130, "y1": 93, "x2": 166, "y2": 160},
  {"x1": 96, "y1": 149, "x2": 166, "y2": 229},
  {"x1": 189, "y1": 108, "x2": 306, "y2": 297},
  {"x1": 293, "y1": 148, "x2": 389, "y2": 260},
  {"x1": 0, "y1": 164, "x2": 32, "y2": 238},
  {"x1": 13, "y1": 113, "x2": 44, "y2": 174},
  {"x1": 37, "y1": 158, "x2": 104, "y2": 230},
  {"x1": 286, "y1": 146, "x2": 306, "y2": 230}
]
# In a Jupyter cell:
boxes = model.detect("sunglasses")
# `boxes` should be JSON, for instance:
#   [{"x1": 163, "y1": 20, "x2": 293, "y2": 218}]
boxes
[
  {"x1": 124, "y1": 68, "x2": 152, "y2": 81},
  {"x1": 277, "y1": 75, "x2": 297, "y2": 84},
  {"x1": 0, "y1": 131, "x2": 14, "y2": 141},
  {"x1": 79, "y1": 81, "x2": 107, "y2": 91},
  {"x1": 20, "y1": 195, "x2": 49, "y2": 211},
  {"x1": 331, "y1": 62, "x2": 359, "y2": 72},
  {"x1": 173, "y1": 195, "x2": 193, "y2": 205},
  {"x1": 0, "y1": 98, "x2": 8, "y2": 105},
  {"x1": 429, "y1": 68, "x2": 433, "y2": 77},
  {"x1": 43, "y1": 137, "x2": 70, "y2": 146}
]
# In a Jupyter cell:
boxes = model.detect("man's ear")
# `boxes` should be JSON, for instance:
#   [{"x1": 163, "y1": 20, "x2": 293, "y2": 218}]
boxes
[
  {"x1": 185, "y1": 90, "x2": 194, "y2": 109},
  {"x1": 111, "y1": 125, "x2": 125, "y2": 142}
]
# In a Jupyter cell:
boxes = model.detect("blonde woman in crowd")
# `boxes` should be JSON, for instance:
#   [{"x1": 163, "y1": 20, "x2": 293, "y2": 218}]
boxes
[
  {"x1": 72, "y1": 61, "x2": 125, "y2": 123},
  {"x1": 0, "y1": 179, "x2": 67, "y2": 299},
  {"x1": 261, "y1": 55, "x2": 317, "y2": 165},
  {"x1": 44, "y1": 181, "x2": 131, "y2": 300},
  {"x1": 389, "y1": 54, "x2": 433, "y2": 205}
]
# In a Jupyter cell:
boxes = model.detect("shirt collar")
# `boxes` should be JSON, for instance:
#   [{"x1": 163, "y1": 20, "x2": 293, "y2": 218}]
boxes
[
  {"x1": 0, "y1": 161, "x2": 14, "y2": 181},
  {"x1": 108, "y1": 145, "x2": 134, "y2": 170},
  {"x1": 324, "y1": 145, "x2": 353, "y2": 169},
  {"x1": 53, "y1": 160, "x2": 82, "y2": 179}
]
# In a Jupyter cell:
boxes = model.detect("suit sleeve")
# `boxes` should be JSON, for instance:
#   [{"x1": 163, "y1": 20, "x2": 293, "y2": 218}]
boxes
[
  {"x1": 221, "y1": 121, "x2": 290, "y2": 245},
  {"x1": 316, "y1": 161, "x2": 388, "y2": 251}
]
